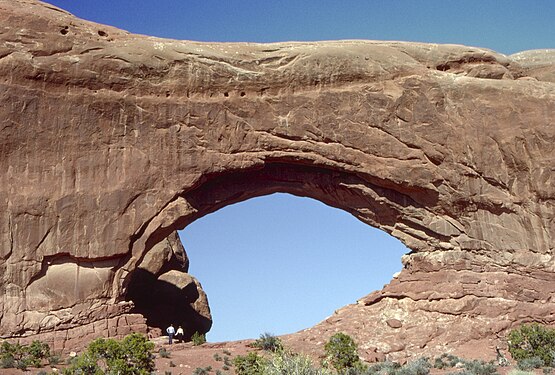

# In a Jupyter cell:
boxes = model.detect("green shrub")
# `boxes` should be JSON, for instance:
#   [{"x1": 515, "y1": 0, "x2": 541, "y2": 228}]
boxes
[
  {"x1": 396, "y1": 357, "x2": 431, "y2": 375},
  {"x1": 460, "y1": 359, "x2": 498, "y2": 375},
  {"x1": 233, "y1": 352, "x2": 268, "y2": 375},
  {"x1": 323, "y1": 332, "x2": 364, "y2": 372},
  {"x1": 63, "y1": 333, "x2": 155, "y2": 375},
  {"x1": 366, "y1": 361, "x2": 401, "y2": 375},
  {"x1": 251, "y1": 333, "x2": 283, "y2": 353},
  {"x1": 508, "y1": 323, "x2": 555, "y2": 366},
  {"x1": 48, "y1": 354, "x2": 61, "y2": 365},
  {"x1": 159, "y1": 347, "x2": 171, "y2": 358},
  {"x1": 192, "y1": 332, "x2": 207, "y2": 346},
  {"x1": 0, "y1": 340, "x2": 49, "y2": 369},
  {"x1": 365, "y1": 359, "x2": 432, "y2": 375},
  {"x1": 508, "y1": 370, "x2": 535, "y2": 375},
  {"x1": 193, "y1": 366, "x2": 212, "y2": 375},
  {"x1": 266, "y1": 351, "x2": 332, "y2": 375},
  {"x1": 517, "y1": 356, "x2": 544, "y2": 370},
  {"x1": 26, "y1": 340, "x2": 50, "y2": 367},
  {"x1": 214, "y1": 353, "x2": 222, "y2": 361},
  {"x1": 434, "y1": 353, "x2": 462, "y2": 369}
]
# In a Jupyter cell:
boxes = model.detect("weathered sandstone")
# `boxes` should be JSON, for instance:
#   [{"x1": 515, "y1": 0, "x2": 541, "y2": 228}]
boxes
[{"x1": 0, "y1": 0, "x2": 554, "y2": 360}]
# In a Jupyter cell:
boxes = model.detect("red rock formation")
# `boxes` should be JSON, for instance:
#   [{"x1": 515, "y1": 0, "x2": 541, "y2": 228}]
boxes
[{"x1": 0, "y1": 0, "x2": 554, "y2": 360}]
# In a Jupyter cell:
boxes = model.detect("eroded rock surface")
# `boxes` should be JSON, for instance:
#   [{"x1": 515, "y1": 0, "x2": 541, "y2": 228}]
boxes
[{"x1": 0, "y1": 0, "x2": 554, "y2": 359}]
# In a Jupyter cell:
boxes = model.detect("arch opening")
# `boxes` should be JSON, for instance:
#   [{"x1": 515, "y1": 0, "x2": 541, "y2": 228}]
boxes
[
  {"x1": 124, "y1": 161, "x2": 432, "y2": 340},
  {"x1": 179, "y1": 193, "x2": 409, "y2": 342}
]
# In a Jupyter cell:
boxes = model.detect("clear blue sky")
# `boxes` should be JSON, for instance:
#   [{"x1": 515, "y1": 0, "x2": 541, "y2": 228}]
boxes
[{"x1": 43, "y1": 0, "x2": 554, "y2": 342}]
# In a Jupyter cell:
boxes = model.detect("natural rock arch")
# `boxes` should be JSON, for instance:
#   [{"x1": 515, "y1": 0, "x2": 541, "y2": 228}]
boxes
[{"x1": 0, "y1": 0, "x2": 554, "y2": 360}]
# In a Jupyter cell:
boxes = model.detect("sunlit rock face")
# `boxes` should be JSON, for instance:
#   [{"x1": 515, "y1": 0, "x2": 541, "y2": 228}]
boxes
[{"x1": 0, "y1": 0, "x2": 554, "y2": 359}]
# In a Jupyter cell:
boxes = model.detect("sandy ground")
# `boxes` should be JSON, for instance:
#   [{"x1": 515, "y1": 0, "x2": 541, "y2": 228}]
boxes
[{"x1": 0, "y1": 337, "x2": 542, "y2": 375}]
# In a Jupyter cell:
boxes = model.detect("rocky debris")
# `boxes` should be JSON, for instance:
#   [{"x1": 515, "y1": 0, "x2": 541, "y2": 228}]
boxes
[{"x1": 0, "y1": 0, "x2": 554, "y2": 360}]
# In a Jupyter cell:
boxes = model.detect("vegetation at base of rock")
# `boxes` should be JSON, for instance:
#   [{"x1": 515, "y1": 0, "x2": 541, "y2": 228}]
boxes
[
  {"x1": 457, "y1": 359, "x2": 499, "y2": 375},
  {"x1": 251, "y1": 333, "x2": 284, "y2": 353},
  {"x1": 63, "y1": 333, "x2": 155, "y2": 375},
  {"x1": 508, "y1": 323, "x2": 555, "y2": 367},
  {"x1": 363, "y1": 358, "x2": 431, "y2": 375},
  {"x1": 0, "y1": 340, "x2": 53, "y2": 369},
  {"x1": 323, "y1": 332, "x2": 365, "y2": 372},
  {"x1": 233, "y1": 352, "x2": 268, "y2": 375},
  {"x1": 192, "y1": 331, "x2": 207, "y2": 346},
  {"x1": 234, "y1": 350, "x2": 328, "y2": 375},
  {"x1": 434, "y1": 353, "x2": 463, "y2": 369},
  {"x1": 267, "y1": 351, "x2": 331, "y2": 375},
  {"x1": 516, "y1": 356, "x2": 545, "y2": 370}
]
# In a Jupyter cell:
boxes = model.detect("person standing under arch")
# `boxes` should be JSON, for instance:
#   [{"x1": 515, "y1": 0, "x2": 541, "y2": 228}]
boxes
[{"x1": 166, "y1": 324, "x2": 175, "y2": 344}]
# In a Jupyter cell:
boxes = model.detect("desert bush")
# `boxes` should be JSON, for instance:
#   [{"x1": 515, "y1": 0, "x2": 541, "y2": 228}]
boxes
[
  {"x1": 508, "y1": 323, "x2": 555, "y2": 366},
  {"x1": 267, "y1": 351, "x2": 332, "y2": 375},
  {"x1": 517, "y1": 356, "x2": 544, "y2": 370},
  {"x1": 193, "y1": 366, "x2": 212, "y2": 375},
  {"x1": 0, "y1": 340, "x2": 50, "y2": 369},
  {"x1": 508, "y1": 370, "x2": 535, "y2": 375},
  {"x1": 63, "y1": 333, "x2": 155, "y2": 375},
  {"x1": 214, "y1": 352, "x2": 222, "y2": 361},
  {"x1": 192, "y1": 331, "x2": 207, "y2": 346},
  {"x1": 459, "y1": 359, "x2": 498, "y2": 375},
  {"x1": 251, "y1": 332, "x2": 284, "y2": 353},
  {"x1": 159, "y1": 347, "x2": 171, "y2": 358},
  {"x1": 396, "y1": 357, "x2": 431, "y2": 375},
  {"x1": 323, "y1": 332, "x2": 365, "y2": 373},
  {"x1": 365, "y1": 359, "x2": 432, "y2": 375},
  {"x1": 365, "y1": 361, "x2": 396, "y2": 375},
  {"x1": 27, "y1": 340, "x2": 51, "y2": 367},
  {"x1": 48, "y1": 354, "x2": 61, "y2": 365},
  {"x1": 434, "y1": 353, "x2": 462, "y2": 369},
  {"x1": 233, "y1": 351, "x2": 268, "y2": 375}
]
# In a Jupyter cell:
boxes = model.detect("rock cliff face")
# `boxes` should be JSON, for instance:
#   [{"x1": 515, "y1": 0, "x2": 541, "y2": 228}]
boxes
[{"x1": 0, "y1": 0, "x2": 554, "y2": 359}]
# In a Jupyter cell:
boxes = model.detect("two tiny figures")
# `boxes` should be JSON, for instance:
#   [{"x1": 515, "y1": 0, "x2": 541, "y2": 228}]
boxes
[{"x1": 166, "y1": 324, "x2": 184, "y2": 344}]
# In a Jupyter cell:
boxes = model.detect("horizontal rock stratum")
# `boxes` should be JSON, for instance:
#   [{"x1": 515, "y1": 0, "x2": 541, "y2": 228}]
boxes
[{"x1": 1, "y1": 0, "x2": 554, "y2": 360}]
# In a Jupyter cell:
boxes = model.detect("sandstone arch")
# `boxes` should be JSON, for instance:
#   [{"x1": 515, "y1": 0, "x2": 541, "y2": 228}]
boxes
[{"x1": 1, "y1": 0, "x2": 554, "y2": 360}]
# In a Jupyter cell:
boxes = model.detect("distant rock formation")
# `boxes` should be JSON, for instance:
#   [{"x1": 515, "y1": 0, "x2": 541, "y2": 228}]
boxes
[{"x1": 0, "y1": 0, "x2": 553, "y2": 359}]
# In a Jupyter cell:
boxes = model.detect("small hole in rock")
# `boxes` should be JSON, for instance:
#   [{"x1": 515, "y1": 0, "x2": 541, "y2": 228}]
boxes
[
  {"x1": 98, "y1": 30, "x2": 108, "y2": 37},
  {"x1": 223, "y1": 92, "x2": 229, "y2": 97},
  {"x1": 60, "y1": 28, "x2": 68, "y2": 35},
  {"x1": 240, "y1": 92, "x2": 246, "y2": 97}
]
